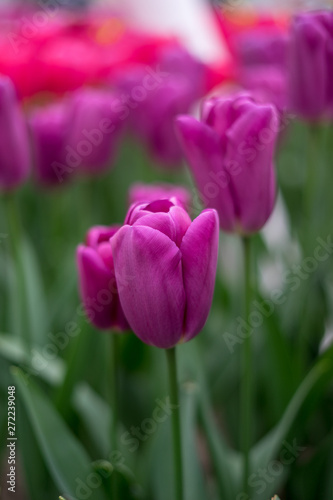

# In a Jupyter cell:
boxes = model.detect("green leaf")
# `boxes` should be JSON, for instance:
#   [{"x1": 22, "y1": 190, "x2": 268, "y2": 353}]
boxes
[
  {"x1": 0, "y1": 333, "x2": 65, "y2": 386},
  {"x1": 251, "y1": 347, "x2": 333, "y2": 500},
  {"x1": 20, "y1": 237, "x2": 48, "y2": 347},
  {"x1": 148, "y1": 379, "x2": 209, "y2": 500},
  {"x1": 12, "y1": 367, "x2": 107, "y2": 500}
]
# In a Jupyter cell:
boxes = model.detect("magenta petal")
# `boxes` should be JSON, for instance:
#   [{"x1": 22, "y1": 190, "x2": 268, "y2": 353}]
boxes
[
  {"x1": 176, "y1": 115, "x2": 236, "y2": 231},
  {"x1": 226, "y1": 103, "x2": 278, "y2": 233},
  {"x1": 86, "y1": 225, "x2": 120, "y2": 248},
  {"x1": 181, "y1": 209, "x2": 219, "y2": 341},
  {"x1": 133, "y1": 206, "x2": 191, "y2": 247},
  {"x1": 77, "y1": 245, "x2": 115, "y2": 330},
  {"x1": 111, "y1": 225, "x2": 185, "y2": 348}
]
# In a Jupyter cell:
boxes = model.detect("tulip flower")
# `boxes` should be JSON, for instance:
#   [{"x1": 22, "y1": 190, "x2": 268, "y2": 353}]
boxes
[
  {"x1": 68, "y1": 88, "x2": 123, "y2": 175},
  {"x1": 288, "y1": 11, "x2": 333, "y2": 121},
  {"x1": 0, "y1": 76, "x2": 30, "y2": 190},
  {"x1": 240, "y1": 65, "x2": 287, "y2": 113},
  {"x1": 115, "y1": 66, "x2": 202, "y2": 169},
  {"x1": 77, "y1": 225, "x2": 129, "y2": 331},
  {"x1": 29, "y1": 101, "x2": 72, "y2": 186},
  {"x1": 128, "y1": 182, "x2": 191, "y2": 210},
  {"x1": 237, "y1": 30, "x2": 289, "y2": 68},
  {"x1": 176, "y1": 93, "x2": 279, "y2": 234},
  {"x1": 111, "y1": 199, "x2": 219, "y2": 349}
]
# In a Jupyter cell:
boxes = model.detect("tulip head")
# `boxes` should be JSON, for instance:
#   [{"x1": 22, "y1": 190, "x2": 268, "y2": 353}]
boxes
[
  {"x1": 115, "y1": 63, "x2": 202, "y2": 169},
  {"x1": 288, "y1": 10, "x2": 333, "y2": 121},
  {"x1": 29, "y1": 101, "x2": 72, "y2": 186},
  {"x1": 240, "y1": 65, "x2": 287, "y2": 113},
  {"x1": 77, "y1": 225, "x2": 129, "y2": 331},
  {"x1": 68, "y1": 88, "x2": 122, "y2": 175},
  {"x1": 111, "y1": 200, "x2": 219, "y2": 348},
  {"x1": 128, "y1": 182, "x2": 191, "y2": 211},
  {"x1": 176, "y1": 93, "x2": 278, "y2": 234},
  {"x1": 0, "y1": 76, "x2": 30, "y2": 190}
]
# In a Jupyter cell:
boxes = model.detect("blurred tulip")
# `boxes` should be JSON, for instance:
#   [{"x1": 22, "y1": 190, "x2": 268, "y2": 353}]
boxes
[
  {"x1": 111, "y1": 199, "x2": 219, "y2": 348},
  {"x1": 68, "y1": 88, "x2": 123, "y2": 175},
  {"x1": 237, "y1": 30, "x2": 289, "y2": 68},
  {"x1": 128, "y1": 182, "x2": 191, "y2": 210},
  {"x1": 29, "y1": 101, "x2": 72, "y2": 186},
  {"x1": 240, "y1": 64, "x2": 287, "y2": 113},
  {"x1": 176, "y1": 93, "x2": 279, "y2": 234},
  {"x1": 115, "y1": 60, "x2": 204, "y2": 169},
  {"x1": 77, "y1": 225, "x2": 129, "y2": 331},
  {"x1": 0, "y1": 76, "x2": 30, "y2": 190},
  {"x1": 289, "y1": 11, "x2": 333, "y2": 121}
]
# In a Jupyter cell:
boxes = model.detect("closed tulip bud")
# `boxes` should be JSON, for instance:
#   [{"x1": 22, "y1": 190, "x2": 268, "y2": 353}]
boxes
[
  {"x1": 128, "y1": 182, "x2": 191, "y2": 211},
  {"x1": 288, "y1": 11, "x2": 333, "y2": 121},
  {"x1": 68, "y1": 88, "x2": 122, "y2": 175},
  {"x1": 176, "y1": 93, "x2": 279, "y2": 234},
  {"x1": 111, "y1": 199, "x2": 219, "y2": 348},
  {"x1": 0, "y1": 77, "x2": 30, "y2": 190},
  {"x1": 77, "y1": 226, "x2": 129, "y2": 331},
  {"x1": 29, "y1": 101, "x2": 72, "y2": 186}
]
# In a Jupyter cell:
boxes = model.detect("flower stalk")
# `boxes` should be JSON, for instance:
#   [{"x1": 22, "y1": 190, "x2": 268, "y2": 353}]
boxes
[{"x1": 166, "y1": 347, "x2": 183, "y2": 500}]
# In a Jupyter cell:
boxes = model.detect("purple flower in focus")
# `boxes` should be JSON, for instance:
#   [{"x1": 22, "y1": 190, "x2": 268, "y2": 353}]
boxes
[{"x1": 111, "y1": 199, "x2": 219, "y2": 348}]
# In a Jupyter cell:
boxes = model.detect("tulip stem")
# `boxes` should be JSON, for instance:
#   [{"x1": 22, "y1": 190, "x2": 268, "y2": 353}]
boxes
[
  {"x1": 4, "y1": 193, "x2": 29, "y2": 347},
  {"x1": 303, "y1": 124, "x2": 319, "y2": 241},
  {"x1": 166, "y1": 347, "x2": 183, "y2": 500},
  {"x1": 110, "y1": 333, "x2": 120, "y2": 499},
  {"x1": 241, "y1": 236, "x2": 252, "y2": 496}
]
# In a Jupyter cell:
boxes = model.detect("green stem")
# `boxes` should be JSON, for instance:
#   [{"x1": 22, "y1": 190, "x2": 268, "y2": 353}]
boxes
[
  {"x1": 241, "y1": 236, "x2": 252, "y2": 496},
  {"x1": 166, "y1": 347, "x2": 183, "y2": 500},
  {"x1": 303, "y1": 124, "x2": 319, "y2": 247},
  {"x1": 110, "y1": 333, "x2": 120, "y2": 500},
  {"x1": 4, "y1": 193, "x2": 29, "y2": 347}
]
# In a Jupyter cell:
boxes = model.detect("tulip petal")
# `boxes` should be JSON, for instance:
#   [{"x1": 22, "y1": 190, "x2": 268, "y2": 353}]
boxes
[
  {"x1": 181, "y1": 209, "x2": 219, "y2": 341},
  {"x1": 226, "y1": 103, "x2": 278, "y2": 233},
  {"x1": 111, "y1": 225, "x2": 185, "y2": 348},
  {"x1": 132, "y1": 205, "x2": 191, "y2": 247},
  {"x1": 77, "y1": 245, "x2": 117, "y2": 330},
  {"x1": 176, "y1": 115, "x2": 236, "y2": 231}
]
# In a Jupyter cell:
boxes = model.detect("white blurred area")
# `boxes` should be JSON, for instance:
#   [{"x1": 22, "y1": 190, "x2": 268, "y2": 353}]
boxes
[{"x1": 99, "y1": 0, "x2": 231, "y2": 65}]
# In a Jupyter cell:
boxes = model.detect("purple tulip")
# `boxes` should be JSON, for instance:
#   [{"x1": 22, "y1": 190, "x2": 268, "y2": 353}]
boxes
[
  {"x1": 176, "y1": 93, "x2": 279, "y2": 234},
  {"x1": 240, "y1": 65, "x2": 287, "y2": 113},
  {"x1": 115, "y1": 63, "x2": 203, "y2": 169},
  {"x1": 77, "y1": 225, "x2": 129, "y2": 331},
  {"x1": 0, "y1": 77, "x2": 30, "y2": 190},
  {"x1": 68, "y1": 88, "x2": 122, "y2": 175},
  {"x1": 128, "y1": 182, "x2": 191, "y2": 211},
  {"x1": 289, "y1": 11, "x2": 333, "y2": 121},
  {"x1": 111, "y1": 199, "x2": 219, "y2": 349},
  {"x1": 237, "y1": 30, "x2": 289, "y2": 69},
  {"x1": 29, "y1": 101, "x2": 72, "y2": 186}
]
